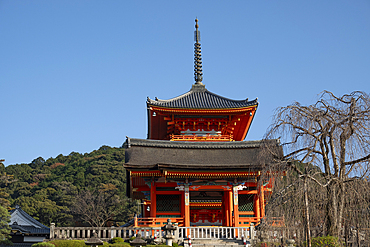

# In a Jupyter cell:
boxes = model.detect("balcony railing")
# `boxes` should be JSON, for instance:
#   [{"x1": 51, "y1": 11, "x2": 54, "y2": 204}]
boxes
[
  {"x1": 170, "y1": 134, "x2": 233, "y2": 142},
  {"x1": 134, "y1": 217, "x2": 184, "y2": 227}
]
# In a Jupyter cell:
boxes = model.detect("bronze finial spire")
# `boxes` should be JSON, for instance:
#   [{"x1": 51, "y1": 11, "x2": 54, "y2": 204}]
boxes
[{"x1": 194, "y1": 18, "x2": 203, "y2": 84}]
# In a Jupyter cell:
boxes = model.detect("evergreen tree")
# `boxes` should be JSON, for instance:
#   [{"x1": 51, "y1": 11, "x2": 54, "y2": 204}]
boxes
[
  {"x1": 0, "y1": 206, "x2": 11, "y2": 244},
  {"x1": 3, "y1": 146, "x2": 137, "y2": 227}
]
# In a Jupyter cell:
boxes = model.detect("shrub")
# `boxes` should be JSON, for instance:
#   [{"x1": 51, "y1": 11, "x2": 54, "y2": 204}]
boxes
[
  {"x1": 49, "y1": 240, "x2": 85, "y2": 247},
  {"x1": 111, "y1": 237, "x2": 124, "y2": 243},
  {"x1": 109, "y1": 242, "x2": 130, "y2": 246},
  {"x1": 32, "y1": 243, "x2": 55, "y2": 247},
  {"x1": 146, "y1": 245, "x2": 169, "y2": 247},
  {"x1": 172, "y1": 243, "x2": 178, "y2": 247},
  {"x1": 128, "y1": 236, "x2": 136, "y2": 241},
  {"x1": 310, "y1": 236, "x2": 341, "y2": 247},
  {"x1": 49, "y1": 240, "x2": 108, "y2": 247}
]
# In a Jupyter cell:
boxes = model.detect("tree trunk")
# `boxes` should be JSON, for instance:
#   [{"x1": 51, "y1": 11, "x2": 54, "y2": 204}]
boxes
[
  {"x1": 356, "y1": 223, "x2": 361, "y2": 247},
  {"x1": 344, "y1": 222, "x2": 348, "y2": 247},
  {"x1": 337, "y1": 182, "x2": 345, "y2": 237},
  {"x1": 304, "y1": 174, "x2": 311, "y2": 247},
  {"x1": 326, "y1": 182, "x2": 339, "y2": 236}
]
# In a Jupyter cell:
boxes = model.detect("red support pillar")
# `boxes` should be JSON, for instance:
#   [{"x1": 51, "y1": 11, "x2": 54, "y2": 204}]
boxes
[
  {"x1": 150, "y1": 180, "x2": 156, "y2": 218},
  {"x1": 260, "y1": 185, "x2": 265, "y2": 218},
  {"x1": 228, "y1": 190, "x2": 233, "y2": 227},
  {"x1": 233, "y1": 186, "x2": 239, "y2": 227},
  {"x1": 184, "y1": 184, "x2": 190, "y2": 227},
  {"x1": 223, "y1": 192, "x2": 229, "y2": 226},
  {"x1": 255, "y1": 194, "x2": 260, "y2": 220}
]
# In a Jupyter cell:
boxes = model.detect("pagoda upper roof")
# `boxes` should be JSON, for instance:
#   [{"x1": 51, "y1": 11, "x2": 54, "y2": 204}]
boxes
[{"x1": 147, "y1": 83, "x2": 258, "y2": 110}]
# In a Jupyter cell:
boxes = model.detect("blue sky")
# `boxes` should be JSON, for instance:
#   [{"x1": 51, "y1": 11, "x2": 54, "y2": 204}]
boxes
[{"x1": 1, "y1": 1, "x2": 369, "y2": 166}]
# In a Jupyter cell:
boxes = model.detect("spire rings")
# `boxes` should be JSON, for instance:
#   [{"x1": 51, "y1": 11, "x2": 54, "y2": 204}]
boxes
[{"x1": 194, "y1": 19, "x2": 203, "y2": 84}]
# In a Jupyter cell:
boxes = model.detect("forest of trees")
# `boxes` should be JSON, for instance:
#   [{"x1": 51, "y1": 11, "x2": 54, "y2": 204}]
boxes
[{"x1": 0, "y1": 146, "x2": 137, "y2": 228}]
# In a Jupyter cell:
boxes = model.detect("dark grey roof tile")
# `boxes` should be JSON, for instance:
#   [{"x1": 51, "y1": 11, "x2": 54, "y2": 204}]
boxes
[
  {"x1": 124, "y1": 138, "x2": 282, "y2": 170},
  {"x1": 124, "y1": 137, "x2": 271, "y2": 149},
  {"x1": 11, "y1": 225, "x2": 49, "y2": 234},
  {"x1": 147, "y1": 84, "x2": 258, "y2": 109},
  {"x1": 10, "y1": 206, "x2": 49, "y2": 230},
  {"x1": 1, "y1": 243, "x2": 34, "y2": 247}
]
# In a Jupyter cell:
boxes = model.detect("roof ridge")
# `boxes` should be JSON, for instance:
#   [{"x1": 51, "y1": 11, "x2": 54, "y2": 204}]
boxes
[
  {"x1": 11, "y1": 206, "x2": 49, "y2": 229},
  {"x1": 124, "y1": 137, "x2": 277, "y2": 149},
  {"x1": 147, "y1": 86, "x2": 258, "y2": 109},
  {"x1": 204, "y1": 89, "x2": 256, "y2": 103},
  {"x1": 148, "y1": 89, "x2": 193, "y2": 103}
]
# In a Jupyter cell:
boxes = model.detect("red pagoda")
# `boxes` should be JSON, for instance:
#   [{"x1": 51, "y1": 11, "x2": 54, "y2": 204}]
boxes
[{"x1": 124, "y1": 19, "x2": 280, "y2": 228}]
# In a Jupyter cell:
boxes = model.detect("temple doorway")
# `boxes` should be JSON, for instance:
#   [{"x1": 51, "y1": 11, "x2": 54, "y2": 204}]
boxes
[{"x1": 190, "y1": 191, "x2": 223, "y2": 226}]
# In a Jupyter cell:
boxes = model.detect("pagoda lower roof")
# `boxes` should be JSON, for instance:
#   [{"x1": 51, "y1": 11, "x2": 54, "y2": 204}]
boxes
[
  {"x1": 147, "y1": 83, "x2": 258, "y2": 110},
  {"x1": 124, "y1": 138, "x2": 281, "y2": 170}
]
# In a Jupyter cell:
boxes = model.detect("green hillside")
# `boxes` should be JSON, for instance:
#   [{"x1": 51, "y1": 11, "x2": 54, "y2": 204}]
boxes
[{"x1": 0, "y1": 145, "x2": 137, "y2": 227}]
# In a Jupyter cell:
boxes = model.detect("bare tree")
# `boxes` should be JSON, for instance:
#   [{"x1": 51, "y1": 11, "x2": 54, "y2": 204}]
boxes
[
  {"x1": 343, "y1": 179, "x2": 370, "y2": 246},
  {"x1": 260, "y1": 162, "x2": 326, "y2": 245},
  {"x1": 264, "y1": 91, "x2": 370, "y2": 238},
  {"x1": 71, "y1": 188, "x2": 124, "y2": 227}
]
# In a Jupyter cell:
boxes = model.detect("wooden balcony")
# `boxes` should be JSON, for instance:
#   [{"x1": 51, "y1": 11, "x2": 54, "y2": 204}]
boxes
[
  {"x1": 134, "y1": 217, "x2": 184, "y2": 227},
  {"x1": 170, "y1": 134, "x2": 233, "y2": 142}
]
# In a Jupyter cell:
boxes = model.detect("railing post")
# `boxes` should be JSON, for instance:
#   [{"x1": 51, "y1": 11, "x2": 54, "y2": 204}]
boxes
[
  {"x1": 175, "y1": 226, "x2": 179, "y2": 242},
  {"x1": 50, "y1": 223, "x2": 55, "y2": 240},
  {"x1": 134, "y1": 215, "x2": 138, "y2": 227},
  {"x1": 111, "y1": 227, "x2": 116, "y2": 238},
  {"x1": 251, "y1": 225, "x2": 256, "y2": 239}
]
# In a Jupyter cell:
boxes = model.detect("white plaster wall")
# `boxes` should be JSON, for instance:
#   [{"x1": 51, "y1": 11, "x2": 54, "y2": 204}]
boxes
[{"x1": 24, "y1": 236, "x2": 46, "y2": 242}]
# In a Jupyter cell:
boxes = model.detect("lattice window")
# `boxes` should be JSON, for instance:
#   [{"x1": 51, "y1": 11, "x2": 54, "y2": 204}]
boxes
[
  {"x1": 239, "y1": 194, "x2": 254, "y2": 211},
  {"x1": 156, "y1": 194, "x2": 180, "y2": 212}
]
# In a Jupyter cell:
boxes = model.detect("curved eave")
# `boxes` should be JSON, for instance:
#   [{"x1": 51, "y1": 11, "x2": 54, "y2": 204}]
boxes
[
  {"x1": 147, "y1": 90, "x2": 192, "y2": 103},
  {"x1": 148, "y1": 95, "x2": 256, "y2": 106},
  {"x1": 147, "y1": 85, "x2": 258, "y2": 110},
  {"x1": 129, "y1": 170, "x2": 261, "y2": 178},
  {"x1": 148, "y1": 104, "x2": 258, "y2": 114}
]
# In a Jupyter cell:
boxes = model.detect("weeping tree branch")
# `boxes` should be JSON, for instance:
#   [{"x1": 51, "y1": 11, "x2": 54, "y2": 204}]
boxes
[{"x1": 261, "y1": 91, "x2": 370, "y2": 240}]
